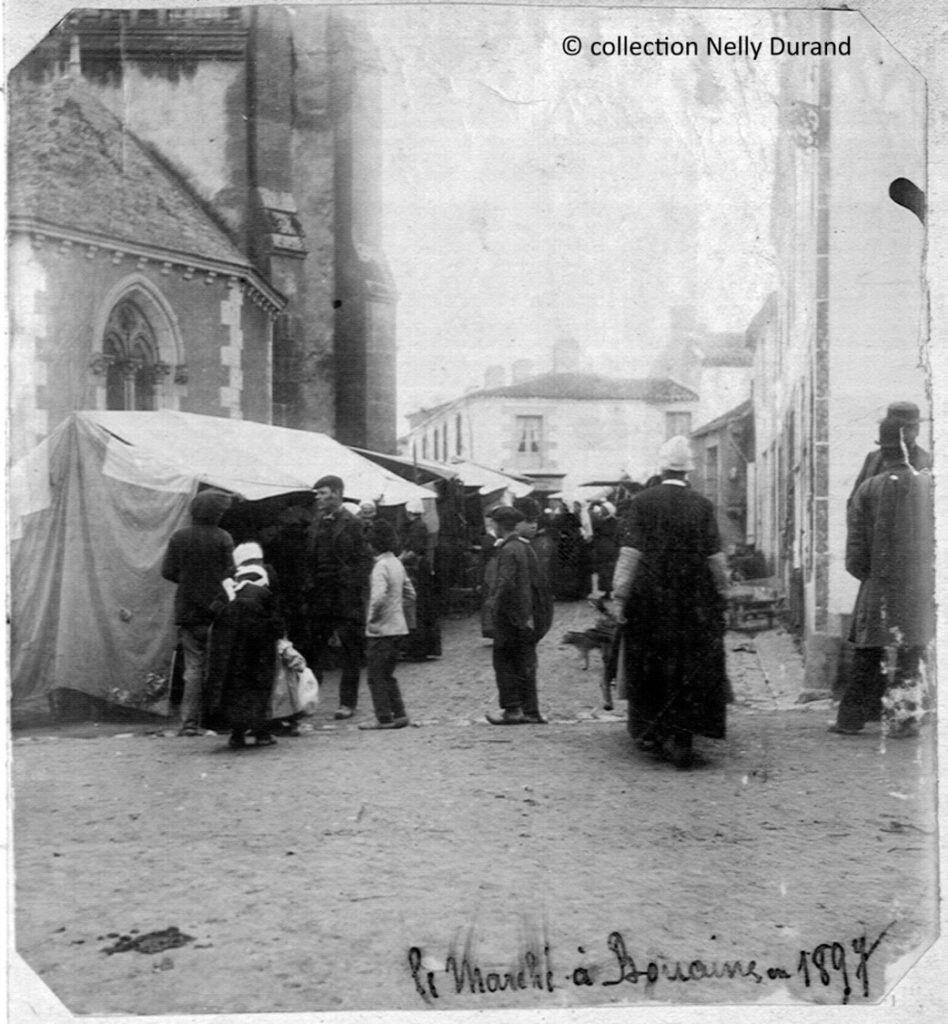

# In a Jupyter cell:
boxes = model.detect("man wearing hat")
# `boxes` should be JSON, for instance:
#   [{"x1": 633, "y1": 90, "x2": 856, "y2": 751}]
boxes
[
  {"x1": 303, "y1": 474, "x2": 372, "y2": 720},
  {"x1": 831, "y1": 417, "x2": 935, "y2": 736},
  {"x1": 513, "y1": 496, "x2": 555, "y2": 640},
  {"x1": 484, "y1": 504, "x2": 554, "y2": 725},
  {"x1": 357, "y1": 499, "x2": 378, "y2": 532},
  {"x1": 850, "y1": 401, "x2": 931, "y2": 500},
  {"x1": 611, "y1": 436, "x2": 730, "y2": 768}
]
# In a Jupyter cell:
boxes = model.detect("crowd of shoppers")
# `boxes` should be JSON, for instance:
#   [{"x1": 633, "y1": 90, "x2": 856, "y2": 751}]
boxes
[{"x1": 161, "y1": 400, "x2": 934, "y2": 767}]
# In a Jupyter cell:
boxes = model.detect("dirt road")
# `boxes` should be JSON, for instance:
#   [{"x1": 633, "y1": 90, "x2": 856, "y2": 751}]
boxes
[{"x1": 10, "y1": 603, "x2": 939, "y2": 1016}]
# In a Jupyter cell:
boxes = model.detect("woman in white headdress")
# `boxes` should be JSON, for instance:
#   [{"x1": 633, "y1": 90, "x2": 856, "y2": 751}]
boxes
[
  {"x1": 611, "y1": 436, "x2": 731, "y2": 769},
  {"x1": 591, "y1": 500, "x2": 620, "y2": 599},
  {"x1": 204, "y1": 542, "x2": 284, "y2": 748}
]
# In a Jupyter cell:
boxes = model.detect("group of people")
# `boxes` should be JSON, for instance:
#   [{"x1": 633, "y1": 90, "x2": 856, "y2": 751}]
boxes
[
  {"x1": 475, "y1": 434, "x2": 730, "y2": 769},
  {"x1": 477, "y1": 400, "x2": 934, "y2": 767},
  {"x1": 161, "y1": 474, "x2": 439, "y2": 747},
  {"x1": 495, "y1": 498, "x2": 621, "y2": 602},
  {"x1": 161, "y1": 399, "x2": 934, "y2": 764}
]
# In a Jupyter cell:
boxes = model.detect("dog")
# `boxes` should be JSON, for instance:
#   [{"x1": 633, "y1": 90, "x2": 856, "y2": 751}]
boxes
[{"x1": 561, "y1": 598, "x2": 619, "y2": 709}]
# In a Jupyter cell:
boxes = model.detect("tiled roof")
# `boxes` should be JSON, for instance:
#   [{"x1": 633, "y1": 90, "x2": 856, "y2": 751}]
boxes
[
  {"x1": 477, "y1": 372, "x2": 698, "y2": 402},
  {"x1": 8, "y1": 77, "x2": 252, "y2": 269}
]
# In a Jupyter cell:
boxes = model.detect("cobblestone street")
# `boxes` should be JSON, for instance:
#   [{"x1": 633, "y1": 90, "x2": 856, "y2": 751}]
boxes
[{"x1": 11, "y1": 603, "x2": 940, "y2": 1018}]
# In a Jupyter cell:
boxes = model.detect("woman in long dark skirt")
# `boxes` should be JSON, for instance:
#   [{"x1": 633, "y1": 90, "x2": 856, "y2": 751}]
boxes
[
  {"x1": 549, "y1": 506, "x2": 589, "y2": 600},
  {"x1": 591, "y1": 501, "x2": 620, "y2": 598},
  {"x1": 204, "y1": 543, "x2": 284, "y2": 749},
  {"x1": 612, "y1": 437, "x2": 731, "y2": 769},
  {"x1": 398, "y1": 500, "x2": 442, "y2": 660}
]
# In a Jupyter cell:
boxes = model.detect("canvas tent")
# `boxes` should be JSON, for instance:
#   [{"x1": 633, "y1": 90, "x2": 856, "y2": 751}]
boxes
[
  {"x1": 8, "y1": 410, "x2": 433, "y2": 716},
  {"x1": 349, "y1": 447, "x2": 533, "y2": 500}
]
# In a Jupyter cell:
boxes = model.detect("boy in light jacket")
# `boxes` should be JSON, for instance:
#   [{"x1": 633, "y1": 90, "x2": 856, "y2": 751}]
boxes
[{"x1": 359, "y1": 520, "x2": 417, "y2": 730}]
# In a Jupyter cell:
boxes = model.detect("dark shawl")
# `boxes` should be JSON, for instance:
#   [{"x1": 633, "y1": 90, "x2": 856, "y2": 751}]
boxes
[
  {"x1": 205, "y1": 582, "x2": 284, "y2": 728},
  {"x1": 620, "y1": 483, "x2": 729, "y2": 741}
]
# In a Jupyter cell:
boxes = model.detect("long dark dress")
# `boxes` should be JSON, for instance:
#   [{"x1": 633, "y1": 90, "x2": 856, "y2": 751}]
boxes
[
  {"x1": 591, "y1": 514, "x2": 619, "y2": 595},
  {"x1": 620, "y1": 483, "x2": 729, "y2": 744},
  {"x1": 204, "y1": 582, "x2": 283, "y2": 735},
  {"x1": 550, "y1": 511, "x2": 590, "y2": 600},
  {"x1": 399, "y1": 518, "x2": 442, "y2": 659},
  {"x1": 531, "y1": 521, "x2": 556, "y2": 584}
]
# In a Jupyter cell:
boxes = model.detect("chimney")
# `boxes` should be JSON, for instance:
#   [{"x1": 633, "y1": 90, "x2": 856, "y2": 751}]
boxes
[
  {"x1": 552, "y1": 337, "x2": 580, "y2": 373},
  {"x1": 511, "y1": 359, "x2": 535, "y2": 383},
  {"x1": 484, "y1": 365, "x2": 506, "y2": 389}
]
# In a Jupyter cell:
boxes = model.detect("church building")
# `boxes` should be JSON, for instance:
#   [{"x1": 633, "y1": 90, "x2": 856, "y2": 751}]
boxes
[{"x1": 7, "y1": 6, "x2": 397, "y2": 461}]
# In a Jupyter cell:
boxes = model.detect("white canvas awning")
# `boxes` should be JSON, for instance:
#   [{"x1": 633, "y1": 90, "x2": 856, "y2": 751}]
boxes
[{"x1": 8, "y1": 411, "x2": 433, "y2": 713}]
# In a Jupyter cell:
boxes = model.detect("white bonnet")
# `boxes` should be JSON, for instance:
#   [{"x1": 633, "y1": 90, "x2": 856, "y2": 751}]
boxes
[{"x1": 658, "y1": 435, "x2": 695, "y2": 473}]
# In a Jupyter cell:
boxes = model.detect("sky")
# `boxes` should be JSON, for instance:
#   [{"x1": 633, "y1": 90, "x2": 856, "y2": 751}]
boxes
[{"x1": 362, "y1": 5, "x2": 783, "y2": 425}]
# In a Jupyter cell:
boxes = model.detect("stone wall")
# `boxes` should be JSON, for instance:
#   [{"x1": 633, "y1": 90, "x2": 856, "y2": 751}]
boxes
[
  {"x1": 10, "y1": 7, "x2": 397, "y2": 450},
  {"x1": 7, "y1": 236, "x2": 275, "y2": 459}
]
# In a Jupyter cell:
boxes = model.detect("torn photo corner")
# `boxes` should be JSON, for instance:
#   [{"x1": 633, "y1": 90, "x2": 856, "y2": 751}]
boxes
[{"x1": 4, "y1": 2, "x2": 946, "y2": 1023}]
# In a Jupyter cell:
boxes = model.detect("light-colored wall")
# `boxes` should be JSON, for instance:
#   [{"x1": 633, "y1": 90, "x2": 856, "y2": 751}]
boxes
[
  {"x1": 695, "y1": 365, "x2": 751, "y2": 429},
  {"x1": 6, "y1": 237, "x2": 277, "y2": 460},
  {"x1": 752, "y1": 15, "x2": 928, "y2": 647},
  {"x1": 824, "y1": 46, "x2": 928, "y2": 631},
  {"x1": 90, "y1": 62, "x2": 248, "y2": 237},
  {"x1": 8, "y1": 235, "x2": 50, "y2": 461},
  {"x1": 407, "y1": 394, "x2": 698, "y2": 490}
]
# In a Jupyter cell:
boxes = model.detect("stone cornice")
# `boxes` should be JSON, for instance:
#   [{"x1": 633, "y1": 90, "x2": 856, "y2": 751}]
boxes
[
  {"x1": 64, "y1": 10, "x2": 248, "y2": 62},
  {"x1": 10, "y1": 217, "x2": 287, "y2": 318}
]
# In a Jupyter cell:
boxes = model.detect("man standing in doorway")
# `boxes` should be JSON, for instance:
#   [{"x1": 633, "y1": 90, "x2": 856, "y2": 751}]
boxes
[{"x1": 304, "y1": 475, "x2": 372, "y2": 720}]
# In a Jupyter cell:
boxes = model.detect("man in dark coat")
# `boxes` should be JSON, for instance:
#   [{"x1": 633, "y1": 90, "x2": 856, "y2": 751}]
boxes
[
  {"x1": 161, "y1": 488, "x2": 234, "y2": 735},
  {"x1": 303, "y1": 474, "x2": 372, "y2": 720},
  {"x1": 831, "y1": 418, "x2": 934, "y2": 736},
  {"x1": 513, "y1": 496, "x2": 555, "y2": 638},
  {"x1": 484, "y1": 504, "x2": 554, "y2": 725},
  {"x1": 849, "y1": 401, "x2": 931, "y2": 500},
  {"x1": 612, "y1": 436, "x2": 730, "y2": 768}
]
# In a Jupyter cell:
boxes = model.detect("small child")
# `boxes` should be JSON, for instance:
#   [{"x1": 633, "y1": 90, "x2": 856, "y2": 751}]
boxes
[{"x1": 359, "y1": 520, "x2": 416, "y2": 730}]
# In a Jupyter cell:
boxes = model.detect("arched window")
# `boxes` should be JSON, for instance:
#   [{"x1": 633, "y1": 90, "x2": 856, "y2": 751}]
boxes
[
  {"x1": 91, "y1": 276, "x2": 184, "y2": 413},
  {"x1": 102, "y1": 299, "x2": 167, "y2": 410}
]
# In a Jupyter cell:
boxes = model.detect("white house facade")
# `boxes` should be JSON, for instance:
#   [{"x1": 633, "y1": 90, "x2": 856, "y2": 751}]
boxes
[{"x1": 404, "y1": 371, "x2": 698, "y2": 494}]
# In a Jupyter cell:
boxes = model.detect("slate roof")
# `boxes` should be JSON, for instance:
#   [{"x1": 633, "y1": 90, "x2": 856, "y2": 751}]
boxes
[
  {"x1": 7, "y1": 77, "x2": 251, "y2": 269},
  {"x1": 477, "y1": 372, "x2": 698, "y2": 403}
]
